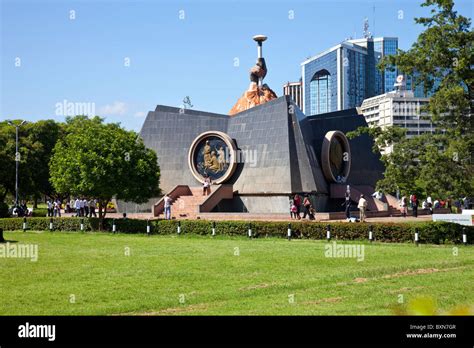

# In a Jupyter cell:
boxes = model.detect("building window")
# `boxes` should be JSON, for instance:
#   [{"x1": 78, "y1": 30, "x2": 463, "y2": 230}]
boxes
[{"x1": 310, "y1": 69, "x2": 331, "y2": 115}]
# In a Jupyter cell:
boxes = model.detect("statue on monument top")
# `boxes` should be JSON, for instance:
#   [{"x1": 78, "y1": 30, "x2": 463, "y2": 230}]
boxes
[{"x1": 229, "y1": 35, "x2": 277, "y2": 116}]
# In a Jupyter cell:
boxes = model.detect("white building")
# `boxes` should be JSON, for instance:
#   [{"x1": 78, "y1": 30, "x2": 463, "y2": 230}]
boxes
[
  {"x1": 359, "y1": 89, "x2": 434, "y2": 153},
  {"x1": 283, "y1": 81, "x2": 303, "y2": 110}
]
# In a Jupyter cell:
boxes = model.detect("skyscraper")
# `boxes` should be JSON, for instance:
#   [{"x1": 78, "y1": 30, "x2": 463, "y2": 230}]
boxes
[
  {"x1": 301, "y1": 37, "x2": 399, "y2": 115},
  {"x1": 349, "y1": 37, "x2": 399, "y2": 93}
]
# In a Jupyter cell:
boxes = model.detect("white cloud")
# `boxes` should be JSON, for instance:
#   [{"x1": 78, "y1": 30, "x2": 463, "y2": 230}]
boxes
[
  {"x1": 134, "y1": 111, "x2": 147, "y2": 118},
  {"x1": 98, "y1": 101, "x2": 127, "y2": 116}
]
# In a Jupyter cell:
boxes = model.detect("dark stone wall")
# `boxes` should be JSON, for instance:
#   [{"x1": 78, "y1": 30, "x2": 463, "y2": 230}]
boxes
[
  {"x1": 140, "y1": 106, "x2": 228, "y2": 193},
  {"x1": 139, "y1": 96, "x2": 384, "y2": 212},
  {"x1": 305, "y1": 108, "x2": 384, "y2": 186}
]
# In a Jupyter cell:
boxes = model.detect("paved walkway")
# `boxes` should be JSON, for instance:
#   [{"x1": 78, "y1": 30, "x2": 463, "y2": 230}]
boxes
[{"x1": 330, "y1": 215, "x2": 432, "y2": 223}]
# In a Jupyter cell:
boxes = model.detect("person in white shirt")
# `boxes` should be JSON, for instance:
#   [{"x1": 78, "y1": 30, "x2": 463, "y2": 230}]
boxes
[
  {"x1": 47, "y1": 200, "x2": 53, "y2": 217},
  {"x1": 202, "y1": 175, "x2": 212, "y2": 196},
  {"x1": 164, "y1": 195, "x2": 172, "y2": 220},
  {"x1": 79, "y1": 198, "x2": 85, "y2": 217},
  {"x1": 372, "y1": 191, "x2": 383, "y2": 200},
  {"x1": 54, "y1": 200, "x2": 62, "y2": 217},
  {"x1": 74, "y1": 198, "x2": 81, "y2": 217},
  {"x1": 399, "y1": 195, "x2": 408, "y2": 217},
  {"x1": 358, "y1": 194, "x2": 368, "y2": 222}
]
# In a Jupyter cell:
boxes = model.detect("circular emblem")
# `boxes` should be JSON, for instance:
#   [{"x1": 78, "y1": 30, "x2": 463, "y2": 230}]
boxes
[
  {"x1": 188, "y1": 131, "x2": 238, "y2": 184},
  {"x1": 321, "y1": 131, "x2": 351, "y2": 183}
]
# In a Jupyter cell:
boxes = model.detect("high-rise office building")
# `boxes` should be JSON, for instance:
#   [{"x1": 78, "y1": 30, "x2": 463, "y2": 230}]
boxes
[
  {"x1": 359, "y1": 88, "x2": 433, "y2": 153},
  {"x1": 349, "y1": 37, "x2": 399, "y2": 93},
  {"x1": 283, "y1": 81, "x2": 303, "y2": 110},
  {"x1": 301, "y1": 37, "x2": 401, "y2": 115}
]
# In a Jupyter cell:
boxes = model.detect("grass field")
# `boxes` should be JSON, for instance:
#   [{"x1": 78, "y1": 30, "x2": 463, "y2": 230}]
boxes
[{"x1": 1, "y1": 230, "x2": 473, "y2": 315}]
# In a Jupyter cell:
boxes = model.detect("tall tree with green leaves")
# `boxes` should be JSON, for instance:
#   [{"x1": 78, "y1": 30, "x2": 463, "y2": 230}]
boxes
[
  {"x1": 351, "y1": 0, "x2": 473, "y2": 200},
  {"x1": 49, "y1": 116, "x2": 160, "y2": 227},
  {"x1": 380, "y1": 0, "x2": 473, "y2": 135},
  {"x1": 0, "y1": 120, "x2": 63, "y2": 205}
]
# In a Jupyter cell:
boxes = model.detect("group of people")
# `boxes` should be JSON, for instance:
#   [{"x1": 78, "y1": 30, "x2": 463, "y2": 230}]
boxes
[
  {"x1": 341, "y1": 192, "x2": 368, "y2": 222},
  {"x1": 290, "y1": 192, "x2": 369, "y2": 222},
  {"x1": 71, "y1": 198, "x2": 97, "y2": 217},
  {"x1": 46, "y1": 198, "x2": 97, "y2": 217},
  {"x1": 398, "y1": 194, "x2": 470, "y2": 217},
  {"x1": 46, "y1": 199, "x2": 64, "y2": 217},
  {"x1": 290, "y1": 194, "x2": 317, "y2": 220},
  {"x1": 10, "y1": 201, "x2": 31, "y2": 217}
]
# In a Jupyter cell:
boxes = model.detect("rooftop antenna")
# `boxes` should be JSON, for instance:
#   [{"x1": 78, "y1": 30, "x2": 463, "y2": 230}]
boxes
[
  {"x1": 373, "y1": 4, "x2": 376, "y2": 35},
  {"x1": 363, "y1": 17, "x2": 371, "y2": 38}
]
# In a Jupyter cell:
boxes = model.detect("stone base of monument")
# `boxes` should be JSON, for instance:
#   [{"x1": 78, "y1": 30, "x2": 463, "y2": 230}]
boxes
[{"x1": 138, "y1": 96, "x2": 386, "y2": 217}]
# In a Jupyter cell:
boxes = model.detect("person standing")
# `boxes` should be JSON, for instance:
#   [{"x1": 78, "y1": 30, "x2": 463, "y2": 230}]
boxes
[
  {"x1": 79, "y1": 198, "x2": 85, "y2": 217},
  {"x1": 290, "y1": 203, "x2": 297, "y2": 219},
  {"x1": 293, "y1": 194, "x2": 301, "y2": 220},
  {"x1": 343, "y1": 192, "x2": 351, "y2": 220},
  {"x1": 164, "y1": 194, "x2": 172, "y2": 220},
  {"x1": 74, "y1": 198, "x2": 81, "y2": 217},
  {"x1": 412, "y1": 194, "x2": 418, "y2": 218},
  {"x1": 302, "y1": 195, "x2": 311, "y2": 219},
  {"x1": 202, "y1": 175, "x2": 212, "y2": 196},
  {"x1": 400, "y1": 195, "x2": 408, "y2": 217},
  {"x1": 47, "y1": 199, "x2": 53, "y2": 217},
  {"x1": 289, "y1": 198, "x2": 295, "y2": 219},
  {"x1": 358, "y1": 194, "x2": 367, "y2": 222},
  {"x1": 427, "y1": 196, "x2": 433, "y2": 215},
  {"x1": 89, "y1": 199, "x2": 97, "y2": 217}
]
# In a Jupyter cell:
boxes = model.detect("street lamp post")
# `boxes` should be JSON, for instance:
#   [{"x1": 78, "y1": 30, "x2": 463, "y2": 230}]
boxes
[{"x1": 7, "y1": 120, "x2": 27, "y2": 206}]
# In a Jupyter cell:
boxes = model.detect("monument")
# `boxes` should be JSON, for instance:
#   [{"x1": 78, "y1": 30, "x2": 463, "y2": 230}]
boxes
[
  {"x1": 229, "y1": 35, "x2": 277, "y2": 115},
  {"x1": 137, "y1": 35, "x2": 384, "y2": 218}
]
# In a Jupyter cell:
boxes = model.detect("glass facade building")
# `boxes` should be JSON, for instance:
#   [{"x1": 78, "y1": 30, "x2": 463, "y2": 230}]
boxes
[
  {"x1": 309, "y1": 69, "x2": 332, "y2": 114},
  {"x1": 302, "y1": 49, "x2": 338, "y2": 115},
  {"x1": 302, "y1": 37, "x2": 402, "y2": 115},
  {"x1": 379, "y1": 38, "x2": 398, "y2": 93}
]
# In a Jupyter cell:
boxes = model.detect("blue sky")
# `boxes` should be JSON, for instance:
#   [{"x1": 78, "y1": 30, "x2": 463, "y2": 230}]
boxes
[{"x1": 1, "y1": 0, "x2": 472, "y2": 131}]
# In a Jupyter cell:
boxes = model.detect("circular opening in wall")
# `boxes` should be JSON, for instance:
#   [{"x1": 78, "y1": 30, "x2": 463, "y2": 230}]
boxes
[{"x1": 321, "y1": 130, "x2": 351, "y2": 183}]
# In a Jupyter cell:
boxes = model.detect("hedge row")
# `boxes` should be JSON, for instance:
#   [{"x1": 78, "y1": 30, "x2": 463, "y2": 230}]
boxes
[{"x1": 0, "y1": 217, "x2": 472, "y2": 244}]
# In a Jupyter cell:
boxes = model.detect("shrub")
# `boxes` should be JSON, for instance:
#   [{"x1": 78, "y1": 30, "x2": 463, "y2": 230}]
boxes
[{"x1": 0, "y1": 217, "x2": 472, "y2": 245}]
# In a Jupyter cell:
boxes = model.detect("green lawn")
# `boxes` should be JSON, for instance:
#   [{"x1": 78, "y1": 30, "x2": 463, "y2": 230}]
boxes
[{"x1": 1, "y1": 231, "x2": 473, "y2": 315}]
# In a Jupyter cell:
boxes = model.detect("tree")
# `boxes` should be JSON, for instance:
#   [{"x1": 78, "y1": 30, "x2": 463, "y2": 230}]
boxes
[
  {"x1": 0, "y1": 122, "x2": 15, "y2": 202},
  {"x1": 0, "y1": 120, "x2": 63, "y2": 205},
  {"x1": 380, "y1": 0, "x2": 473, "y2": 135},
  {"x1": 349, "y1": 126, "x2": 473, "y2": 198},
  {"x1": 350, "y1": 0, "x2": 473, "y2": 199},
  {"x1": 22, "y1": 120, "x2": 64, "y2": 205},
  {"x1": 49, "y1": 116, "x2": 160, "y2": 227}
]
